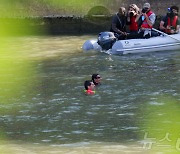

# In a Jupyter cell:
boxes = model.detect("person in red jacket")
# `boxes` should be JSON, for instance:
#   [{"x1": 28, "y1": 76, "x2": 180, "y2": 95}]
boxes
[
  {"x1": 127, "y1": 4, "x2": 140, "y2": 34},
  {"x1": 84, "y1": 80, "x2": 95, "y2": 95},
  {"x1": 128, "y1": 3, "x2": 156, "y2": 39},
  {"x1": 159, "y1": 6, "x2": 180, "y2": 34}
]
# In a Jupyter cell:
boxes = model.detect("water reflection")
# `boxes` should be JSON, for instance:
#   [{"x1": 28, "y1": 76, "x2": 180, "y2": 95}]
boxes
[{"x1": 0, "y1": 35, "x2": 179, "y2": 153}]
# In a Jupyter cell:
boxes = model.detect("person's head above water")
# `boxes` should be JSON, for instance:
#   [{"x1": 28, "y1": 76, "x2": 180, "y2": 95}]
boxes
[
  {"x1": 84, "y1": 80, "x2": 95, "y2": 95},
  {"x1": 92, "y1": 74, "x2": 102, "y2": 86}
]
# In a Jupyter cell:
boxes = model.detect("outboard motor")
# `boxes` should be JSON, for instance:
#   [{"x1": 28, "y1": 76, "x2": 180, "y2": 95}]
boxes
[{"x1": 97, "y1": 32, "x2": 116, "y2": 50}]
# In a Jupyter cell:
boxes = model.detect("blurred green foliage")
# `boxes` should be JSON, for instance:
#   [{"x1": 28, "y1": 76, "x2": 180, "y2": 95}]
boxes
[
  {"x1": 141, "y1": 95, "x2": 180, "y2": 153},
  {"x1": 0, "y1": 1, "x2": 39, "y2": 104},
  {"x1": 0, "y1": 0, "x2": 107, "y2": 17}
]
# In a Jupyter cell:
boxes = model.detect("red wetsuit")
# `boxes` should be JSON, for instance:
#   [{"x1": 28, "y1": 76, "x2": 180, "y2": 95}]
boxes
[{"x1": 84, "y1": 89, "x2": 95, "y2": 95}]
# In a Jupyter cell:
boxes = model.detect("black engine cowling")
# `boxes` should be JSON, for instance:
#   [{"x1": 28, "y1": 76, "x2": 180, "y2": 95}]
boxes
[{"x1": 97, "y1": 32, "x2": 116, "y2": 50}]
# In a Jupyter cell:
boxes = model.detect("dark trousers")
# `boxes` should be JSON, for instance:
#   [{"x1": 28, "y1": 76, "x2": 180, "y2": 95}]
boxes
[
  {"x1": 127, "y1": 31, "x2": 145, "y2": 39},
  {"x1": 127, "y1": 30, "x2": 159, "y2": 39}
]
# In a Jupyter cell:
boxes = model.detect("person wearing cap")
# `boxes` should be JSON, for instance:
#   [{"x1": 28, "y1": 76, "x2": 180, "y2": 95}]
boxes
[
  {"x1": 84, "y1": 80, "x2": 95, "y2": 95},
  {"x1": 159, "y1": 6, "x2": 180, "y2": 34},
  {"x1": 132, "y1": 2, "x2": 156, "y2": 39},
  {"x1": 110, "y1": 7, "x2": 127, "y2": 40},
  {"x1": 92, "y1": 74, "x2": 101, "y2": 86}
]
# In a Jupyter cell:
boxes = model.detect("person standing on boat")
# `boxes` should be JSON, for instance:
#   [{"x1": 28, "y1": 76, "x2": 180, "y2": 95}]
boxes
[
  {"x1": 110, "y1": 7, "x2": 127, "y2": 40},
  {"x1": 159, "y1": 6, "x2": 180, "y2": 34},
  {"x1": 132, "y1": 3, "x2": 156, "y2": 39},
  {"x1": 126, "y1": 4, "x2": 140, "y2": 34}
]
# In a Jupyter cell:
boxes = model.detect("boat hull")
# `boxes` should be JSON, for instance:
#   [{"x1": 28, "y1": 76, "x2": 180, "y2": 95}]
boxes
[{"x1": 82, "y1": 34, "x2": 180, "y2": 54}]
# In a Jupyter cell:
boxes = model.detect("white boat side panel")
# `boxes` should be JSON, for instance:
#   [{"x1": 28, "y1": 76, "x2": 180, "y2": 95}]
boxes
[
  {"x1": 82, "y1": 34, "x2": 180, "y2": 54},
  {"x1": 112, "y1": 35, "x2": 180, "y2": 54}
]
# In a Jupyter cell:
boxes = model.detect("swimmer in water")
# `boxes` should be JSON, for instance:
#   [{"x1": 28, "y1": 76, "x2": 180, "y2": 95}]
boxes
[
  {"x1": 84, "y1": 80, "x2": 95, "y2": 95},
  {"x1": 92, "y1": 74, "x2": 102, "y2": 86}
]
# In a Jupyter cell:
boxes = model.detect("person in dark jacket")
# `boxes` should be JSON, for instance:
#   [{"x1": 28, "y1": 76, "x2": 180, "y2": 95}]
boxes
[{"x1": 110, "y1": 7, "x2": 127, "y2": 40}]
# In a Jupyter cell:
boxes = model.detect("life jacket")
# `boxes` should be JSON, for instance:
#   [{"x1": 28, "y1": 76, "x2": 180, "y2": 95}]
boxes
[
  {"x1": 165, "y1": 16, "x2": 178, "y2": 34},
  {"x1": 84, "y1": 89, "x2": 95, "y2": 95},
  {"x1": 129, "y1": 16, "x2": 138, "y2": 31},
  {"x1": 141, "y1": 10, "x2": 153, "y2": 29}
]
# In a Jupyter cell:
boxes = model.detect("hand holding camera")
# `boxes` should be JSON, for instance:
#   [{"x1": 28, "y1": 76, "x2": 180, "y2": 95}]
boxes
[
  {"x1": 142, "y1": 8, "x2": 148, "y2": 14},
  {"x1": 129, "y1": 10, "x2": 135, "y2": 17},
  {"x1": 128, "y1": 6, "x2": 136, "y2": 16},
  {"x1": 166, "y1": 26, "x2": 176, "y2": 34}
]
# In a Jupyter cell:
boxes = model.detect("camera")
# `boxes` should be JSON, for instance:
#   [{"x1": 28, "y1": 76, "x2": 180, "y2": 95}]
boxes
[
  {"x1": 170, "y1": 26, "x2": 175, "y2": 30},
  {"x1": 167, "y1": 11, "x2": 178, "y2": 17},
  {"x1": 129, "y1": 11, "x2": 135, "y2": 16},
  {"x1": 142, "y1": 8, "x2": 148, "y2": 13}
]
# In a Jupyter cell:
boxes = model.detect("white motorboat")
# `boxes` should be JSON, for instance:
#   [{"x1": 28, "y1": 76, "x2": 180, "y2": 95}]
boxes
[{"x1": 82, "y1": 31, "x2": 180, "y2": 55}]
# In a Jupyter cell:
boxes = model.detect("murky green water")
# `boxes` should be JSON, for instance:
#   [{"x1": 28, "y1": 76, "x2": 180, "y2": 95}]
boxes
[{"x1": 0, "y1": 35, "x2": 180, "y2": 153}]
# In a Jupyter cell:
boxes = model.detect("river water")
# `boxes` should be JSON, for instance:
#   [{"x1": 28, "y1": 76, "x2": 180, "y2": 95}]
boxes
[{"x1": 0, "y1": 35, "x2": 180, "y2": 153}]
